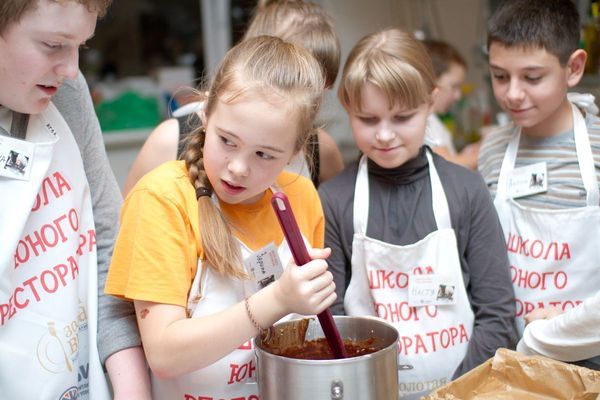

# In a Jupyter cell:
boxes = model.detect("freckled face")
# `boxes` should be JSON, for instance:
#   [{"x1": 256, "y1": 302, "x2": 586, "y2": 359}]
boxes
[{"x1": 203, "y1": 96, "x2": 299, "y2": 205}]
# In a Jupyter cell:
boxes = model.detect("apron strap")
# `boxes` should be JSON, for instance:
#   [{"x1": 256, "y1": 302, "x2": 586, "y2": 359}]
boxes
[
  {"x1": 572, "y1": 105, "x2": 600, "y2": 206},
  {"x1": 495, "y1": 127, "x2": 521, "y2": 200},
  {"x1": 353, "y1": 155, "x2": 369, "y2": 234},
  {"x1": 0, "y1": 112, "x2": 29, "y2": 139},
  {"x1": 11, "y1": 112, "x2": 29, "y2": 140},
  {"x1": 426, "y1": 150, "x2": 452, "y2": 230},
  {"x1": 353, "y1": 151, "x2": 452, "y2": 234},
  {"x1": 0, "y1": 125, "x2": 10, "y2": 137}
]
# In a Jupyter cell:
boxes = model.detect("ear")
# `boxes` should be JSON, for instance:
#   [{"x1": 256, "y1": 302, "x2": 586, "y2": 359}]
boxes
[
  {"x1": 198, "y1": 109, "x2": 207, "y2": 130},
  {"x1": 566, "y1": 49, "x2": 587, "y2": 88},
  {"x1": 431, "y1": 87, "x2": 440, "y2": 102},
  {"x1": 429, "y1": 88, "x2": 439, "y2": 114}
]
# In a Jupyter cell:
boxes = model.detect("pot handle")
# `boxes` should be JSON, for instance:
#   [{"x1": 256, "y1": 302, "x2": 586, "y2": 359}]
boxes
[{"x1": 331, "y1": 379, "x2": 344, "y2": 399}]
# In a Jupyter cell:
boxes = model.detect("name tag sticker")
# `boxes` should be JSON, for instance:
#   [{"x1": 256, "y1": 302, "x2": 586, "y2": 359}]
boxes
[
  {"x1": 507, "y1": 162, "x2": 548, "y2": 198},
  {"x1": 0, "y1": 135, "x2": 34, "y2": 181},
  {"x1": 408, "y1": 274, "x2": 457, "y2": 307},
  {"x1": 244, "y1": 242, "x2": 283, "y2": 289}
]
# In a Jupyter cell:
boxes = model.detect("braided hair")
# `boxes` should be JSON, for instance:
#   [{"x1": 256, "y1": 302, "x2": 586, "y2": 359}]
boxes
[{"x1": 181, "y1": 35, "x2": 325, "y2": 278}]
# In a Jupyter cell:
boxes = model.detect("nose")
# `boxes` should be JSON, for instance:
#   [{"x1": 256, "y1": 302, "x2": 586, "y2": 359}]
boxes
[
  {"x1": 453, "y1": 87, "x2": 462, "y2": 102},
  {"x1": 227, "y1": 156, "x2": 250, "y2": 178},
  {"x1": 506, "y1": 78, "x2": 525, "y2": 103},
  {"x1": 375, "y1": 123, "x2": 395, "y2": 143},
  {"x1": 55, "y1": 48, "x2": 80, "y2": 81}
]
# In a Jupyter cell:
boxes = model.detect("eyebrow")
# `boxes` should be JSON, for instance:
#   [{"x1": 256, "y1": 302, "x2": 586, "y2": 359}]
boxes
[
  {"x1": 489, "y1": 64, "x2": 545, "y2": 71},
  {"x1": 217, "y1": 128, "x2": 287, "y2": 153},
  {"x1": 42, "y1": 31, "x2": 95, "y2": 42}
]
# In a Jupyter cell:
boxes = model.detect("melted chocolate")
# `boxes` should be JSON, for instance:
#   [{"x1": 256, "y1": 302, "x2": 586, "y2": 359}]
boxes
[{"x1": 272, "y1": 337, "x2": 381, "y2": 360}]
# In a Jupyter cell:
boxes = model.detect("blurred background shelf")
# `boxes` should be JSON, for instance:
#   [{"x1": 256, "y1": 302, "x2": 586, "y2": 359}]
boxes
[{"x1": 103, "y1": 129, "x2": 152, "y2": 191}]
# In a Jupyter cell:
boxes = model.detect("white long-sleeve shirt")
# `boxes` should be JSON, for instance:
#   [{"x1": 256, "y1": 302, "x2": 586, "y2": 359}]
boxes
[{"x1": 517, "y1": 292, "x2": 600, "y2": 362}]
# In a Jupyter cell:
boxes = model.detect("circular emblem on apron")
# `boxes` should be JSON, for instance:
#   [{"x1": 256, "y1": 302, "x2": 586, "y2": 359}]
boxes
[{"x1": 59, "y1": 386, "x2": 78, "y2": 400}]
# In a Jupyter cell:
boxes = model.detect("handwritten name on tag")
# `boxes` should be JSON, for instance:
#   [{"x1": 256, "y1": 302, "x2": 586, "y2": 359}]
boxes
[
  {"x1": 244, "y1": 242, "x2": 283, "y2": 289},
  {"x1": 408, "y1": 274, "x2": 456, "y2": 307},
  {"x1": 507, "y1": 162, "x2": 548, "y2": 198}
]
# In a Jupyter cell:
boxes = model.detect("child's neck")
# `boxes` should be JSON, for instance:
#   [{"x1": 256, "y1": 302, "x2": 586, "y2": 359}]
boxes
[{"x1": 521, "y1": 99, "x2": 573, "y2": 138}]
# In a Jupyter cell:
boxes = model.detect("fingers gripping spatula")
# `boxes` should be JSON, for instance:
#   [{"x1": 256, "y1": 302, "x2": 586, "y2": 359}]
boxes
[{"x1": 271, "y1": 192, "x2": 348, "y2": 359}]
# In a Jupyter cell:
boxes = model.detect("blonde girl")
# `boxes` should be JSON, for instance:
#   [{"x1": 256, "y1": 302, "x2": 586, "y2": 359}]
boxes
[
  {"x1": 318, "y1": 28, "x2": 516, "y2": 400},
  {"x1": 123, "y1": 0, "x2": 344, "y2": 194},
  {"x1": 106, "y1": 36, "x2": 336, "y2": 399}
]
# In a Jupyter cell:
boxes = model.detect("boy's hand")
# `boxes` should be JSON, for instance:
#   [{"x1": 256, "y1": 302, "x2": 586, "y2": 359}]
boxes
[
  {"x1": 524, "y1": 306, "x2": 564, "y2": 325},
  {"x1": 273, "y1": 248, "x2": 336, "y2": 316}
]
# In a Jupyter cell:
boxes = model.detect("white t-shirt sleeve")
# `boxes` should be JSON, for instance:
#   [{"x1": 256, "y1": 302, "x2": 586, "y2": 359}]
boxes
[
  {"x1": 517, "y1": 292, "x2": 600, "y2": 361},
  {"x1": 425, "y1": 114, "x2": 456, "y2": 155}
]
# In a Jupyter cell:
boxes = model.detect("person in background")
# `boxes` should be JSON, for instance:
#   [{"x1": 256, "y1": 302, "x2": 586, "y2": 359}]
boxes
[
  {"x1": 517, "y1": 291, "x2": 600, "y2": 370},
  {"x1": 423, "y1": 39, "x2": 480, "y2": 169},
  {"x1": 318, "y1": 28, "x2": 516, "y2": 400},
  {"x1": 123, "y1": 0, "x2": 344, "y2": 194},
  {"x1": 0, "y1": 1, "x2": 149, "y2": 399},
  {"x1": 479, "y1": 0, "x2": 600, "y2": 369},
  {"x1": 244, "y1": 0, "x2": 344, "y2": 185},
  {"x1": 105, "y1": 36, "x2": 336, "y2": 399}
]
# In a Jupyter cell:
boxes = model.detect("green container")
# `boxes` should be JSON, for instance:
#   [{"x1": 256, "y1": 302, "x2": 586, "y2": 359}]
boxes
[{"x1": 96, "y1": 91, "x2": 162, "y2": 132}]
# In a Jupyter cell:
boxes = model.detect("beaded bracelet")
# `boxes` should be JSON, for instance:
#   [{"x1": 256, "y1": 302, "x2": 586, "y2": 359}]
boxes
[{"x1": 244, "y1": 297, "x2": 272, "y2": 341}]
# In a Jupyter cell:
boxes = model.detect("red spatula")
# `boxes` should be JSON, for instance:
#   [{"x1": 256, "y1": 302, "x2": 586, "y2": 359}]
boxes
[{"x1": 271, "y1": 192, "x2": 348, "y2": 359}]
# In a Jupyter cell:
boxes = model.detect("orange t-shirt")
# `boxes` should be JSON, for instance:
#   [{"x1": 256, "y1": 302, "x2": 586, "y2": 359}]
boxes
[{"x1": 105, "y1": 160, "x2": 324, "y2": 307}]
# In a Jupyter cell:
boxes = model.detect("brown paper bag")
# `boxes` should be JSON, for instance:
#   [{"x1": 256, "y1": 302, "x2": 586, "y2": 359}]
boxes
[{"x1": 423, "y1": 348, "x2": 600, "y2": 400}]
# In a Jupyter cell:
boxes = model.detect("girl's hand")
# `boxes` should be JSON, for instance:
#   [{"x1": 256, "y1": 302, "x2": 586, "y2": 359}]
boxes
[{"x1": 273, "y1": 247, "x2": 336, "y2": 316}]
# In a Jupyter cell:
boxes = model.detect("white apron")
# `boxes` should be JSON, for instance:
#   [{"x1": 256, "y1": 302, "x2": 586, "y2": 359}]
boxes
[
  {"x1": 494, "y1": 103, "x2": 600, "y2": 335},
  {"x1": 0, "y1": 104, "x2": 109, "y2": 399},
  {"x1": 345, "y1": 152, "x2": 475, "y2": 400},
  {"x1": 151, "y1": 199, "x2": 298, "y2": 400}
]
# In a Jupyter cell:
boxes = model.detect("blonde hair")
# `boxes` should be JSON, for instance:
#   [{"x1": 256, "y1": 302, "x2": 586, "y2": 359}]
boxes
[
  {"x1": 181, "y1": 35, "x2": 324, "y2": 279},
  {"x1": 338, "y1": 28, "x2": 436, "y2": 113},
  {"x1": 0, "y1": 0, "x2": 112, "y2": 35},
  {"x1": 244, "y1": 0, "x2": 340, "y2": 88}
]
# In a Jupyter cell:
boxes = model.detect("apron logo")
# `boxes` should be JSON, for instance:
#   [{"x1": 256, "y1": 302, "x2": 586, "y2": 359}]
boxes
[
  {"x1": 30, "y1": 171, "x2": 73, "y2": 213},
  {"x1": 37, "y1": 321, "x2": 74, "y2": 374},
  {"x1": 397, "y1": 323, "x2": 470, "y2": 356},
  {"x1": 227, "y1": 359, "x2": 256, "y2": 385},
  {"x1": 506, "y1": 233, "x2": 571, "y2": 261},
  {"x1": 399, "y1": 378, "x2": 448, "y2": 394},
  {"x1": 58, "y1": 386, "x2": 78, "y2": 400}
]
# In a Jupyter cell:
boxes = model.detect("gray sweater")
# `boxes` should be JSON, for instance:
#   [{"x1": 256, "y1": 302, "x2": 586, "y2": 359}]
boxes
[
  {"x1": 318, "y1": 147, "x2": 517, "y2": 377},
  {"x1": 53, "y1": 73, "x2": 140, "y2": 365}
]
